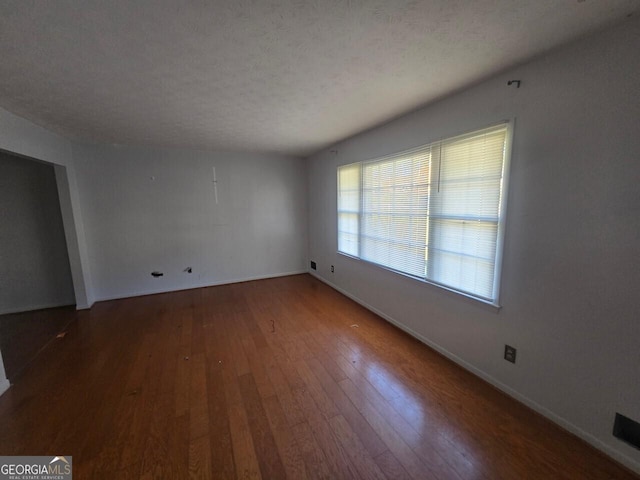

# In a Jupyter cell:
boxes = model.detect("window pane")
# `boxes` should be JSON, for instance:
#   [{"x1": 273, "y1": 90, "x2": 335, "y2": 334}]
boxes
[
  {"x1": 427, "y1": 125, "x2": 507, "y2": 300},
  {"x1": 361, "y1": 153, "x2": 430, "y2": 278},
  {"x1": 336, "y1": 123, "x2": 508, "y2": 304},
  {"x1": 427, "y1": 219, "x2": 497, "y2": 299},
  {"x1": 338, "y1": 163, "x2": 361, "y2": 256},
  {"x1": 430, "y1": 178, "x2": 502, "y2": 219},
  {"x1": 338, "y1": 230, "x2": 359, "y2": 257},
  {"x1": 427, "y1": 250, "x2": 495, "y2": 299},
  {"x1": 428, "y1": 219, "x2": 498, "y2": 260}
]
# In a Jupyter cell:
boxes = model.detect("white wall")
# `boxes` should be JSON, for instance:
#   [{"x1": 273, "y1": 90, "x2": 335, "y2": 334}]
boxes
[
  {"x1": 0, "y1": 107, "x2": 93, "y2": 309},
  {"x1": 307, "y1": 17, "x2": 640, "y2": 473},
  {"x1": 0, "y1": 108, "x2": 73, "y2": 167},
  {"x1": 0, "y1": 152, "x2": 75, "y2": 313},
  {"x1": 0, "y1": 107, "x2": 95, "y2": 395},
  {"x1": 73, "y1": 143, "x2": 308, "y2": 301},
  {"x1": 0, "y1": 350, "x2": 8, "y2": 396}
]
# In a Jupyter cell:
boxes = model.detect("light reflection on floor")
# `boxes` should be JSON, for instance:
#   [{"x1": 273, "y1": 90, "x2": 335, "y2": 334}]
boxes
[{"x1": 357, "y1": 349, "x2": 482, "y2": 477}]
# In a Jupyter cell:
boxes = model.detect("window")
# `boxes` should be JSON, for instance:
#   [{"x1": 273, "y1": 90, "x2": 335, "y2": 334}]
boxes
[{"x1": 337, "y1": 123, "x2": 511, "y2": 305}]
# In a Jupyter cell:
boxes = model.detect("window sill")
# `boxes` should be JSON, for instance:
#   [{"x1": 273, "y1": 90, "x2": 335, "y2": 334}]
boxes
[{"x1": 337, "y1": 251, "x2": 502, "y2": 313}]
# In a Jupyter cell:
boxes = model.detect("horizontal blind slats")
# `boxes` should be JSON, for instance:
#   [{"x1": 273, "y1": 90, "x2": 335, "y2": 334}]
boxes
[{"x1": 337, "y1": 123, "x2": 508, "y2": 303}]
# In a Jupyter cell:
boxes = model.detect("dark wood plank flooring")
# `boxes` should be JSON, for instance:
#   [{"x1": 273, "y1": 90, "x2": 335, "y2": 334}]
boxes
[
  {"x1": 0, "y1": 274, "x2": 636, "y2": 479},
  {"x1": 0, "y1": 305, "x2": 76, "y2": 380}
]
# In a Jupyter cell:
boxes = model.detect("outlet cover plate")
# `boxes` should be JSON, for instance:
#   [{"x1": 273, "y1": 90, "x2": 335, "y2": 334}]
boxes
[{"x1": 504, "y1": 345, "x2": 517, "y2": 363}]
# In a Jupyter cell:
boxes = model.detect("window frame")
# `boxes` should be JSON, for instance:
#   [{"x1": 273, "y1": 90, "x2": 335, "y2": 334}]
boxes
[{"x1": 336, "y1": 121, "x2": 514, "y2": 308}]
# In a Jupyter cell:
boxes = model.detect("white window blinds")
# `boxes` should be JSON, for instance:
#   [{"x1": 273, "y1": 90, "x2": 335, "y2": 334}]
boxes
[
  {"x1": 361, "y1": 149, "x2": 431, "y2": 278},
  {"x1": 337, "y1": 123, "x2": 510, "y2": 304},
  {"x1": 337, "y1": 163, "x2": 360, "y2": 257}
]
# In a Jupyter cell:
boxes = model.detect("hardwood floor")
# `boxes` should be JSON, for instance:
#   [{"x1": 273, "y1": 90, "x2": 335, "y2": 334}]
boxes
[
  {"x1": 0, "y1": 274, "x2": 636, "y2": 479},
  {"x1": 0, "y1": 305, "x2": 76, "y2": 380}
]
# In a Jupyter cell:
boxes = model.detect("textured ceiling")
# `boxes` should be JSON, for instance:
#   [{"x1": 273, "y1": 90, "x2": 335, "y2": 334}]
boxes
[{"x1": 0, "y1": 1, "x2": 638, "y2": 157}]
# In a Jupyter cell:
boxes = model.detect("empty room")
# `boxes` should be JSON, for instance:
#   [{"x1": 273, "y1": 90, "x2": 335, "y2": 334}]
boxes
[{"x1": 0, "y1": 1, "x2": 639, "y2": 479}]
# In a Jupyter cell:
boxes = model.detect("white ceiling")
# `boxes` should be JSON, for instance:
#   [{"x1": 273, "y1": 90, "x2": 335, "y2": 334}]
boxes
[{"x1": 0, "y1": 1, "x2": 637, "y2": 157}]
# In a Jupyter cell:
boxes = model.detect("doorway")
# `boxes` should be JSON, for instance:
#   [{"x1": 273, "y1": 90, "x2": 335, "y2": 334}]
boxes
[{"x1": 0, "y1": 151, "x2": 76, "y2": 379}]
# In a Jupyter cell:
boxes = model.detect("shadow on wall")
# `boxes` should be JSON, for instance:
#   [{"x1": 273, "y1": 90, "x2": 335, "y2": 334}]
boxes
[{"x1": 0, "y1": 151, "x2": 76, "y2": 315}]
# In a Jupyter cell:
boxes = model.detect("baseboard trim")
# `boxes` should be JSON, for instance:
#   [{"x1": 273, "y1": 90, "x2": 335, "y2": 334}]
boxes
[
  {"x1": 94, "y1": 270, "x2": 308, "y2": 303},
  {"x1": 0, "y1": 378, "x2": 10, "y2": 397},
  {"x1": 308, "y1": 270, "x2": 640, "y2": 475}
]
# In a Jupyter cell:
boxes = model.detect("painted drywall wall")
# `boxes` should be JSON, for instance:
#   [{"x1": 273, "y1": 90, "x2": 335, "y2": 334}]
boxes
[
  {"x1": 72, "y1": 143, "x2": 308, "y2": 301},
  {"x1": 0, "y1": 350, "x2": 8, "y2": 396},
  {"x1": 0, "y1": 107, "x2": 94, "y2": 308},
  {"x1": 307, "y1": 17, "x2": 640, "y2": 472},
  {"x1": 0, "y1": 107, "x2": 72, "y2": 168},
  {"x1": 0, "y1": 152, "x2": 75, "y2": 313},
  {"x1": 53, "y1": 163, "x2": 93, "y2": 309},
  {"x1": 0, "y1": 108, "x2": 95, "y2": 392}
]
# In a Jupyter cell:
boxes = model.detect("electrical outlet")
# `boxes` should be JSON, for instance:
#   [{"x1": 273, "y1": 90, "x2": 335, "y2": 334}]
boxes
[
  {"x1": 331, "y1": 265, "x2": 334, "y2": 273},
  {"x1": 504, "y1": 345, "x2": 517, "y2": 363},
  {"x1": 310, "y1": 261, "x2": 317, "y2": 270}
]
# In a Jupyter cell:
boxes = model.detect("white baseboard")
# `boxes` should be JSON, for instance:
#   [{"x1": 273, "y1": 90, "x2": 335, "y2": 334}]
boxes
[
  {"x1": 94, "y1": 270, "x2": 308, "y2": 303},
  {"x1": 308, "y1": 270, "x2": 640, "y2": 475},
  {"x1": 0, "y1": 378, "x2": 10, "y2": 397}
]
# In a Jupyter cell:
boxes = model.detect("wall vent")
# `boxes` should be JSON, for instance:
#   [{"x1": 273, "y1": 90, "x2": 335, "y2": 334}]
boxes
[{"x1": 613, "y1": 413, "x2": 640, "y2": 450}]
